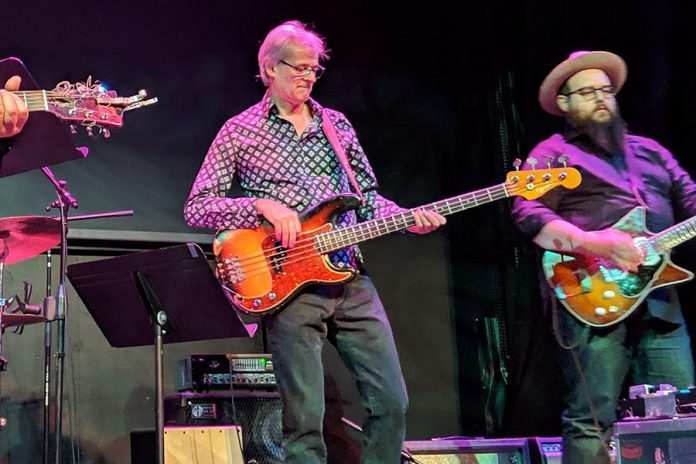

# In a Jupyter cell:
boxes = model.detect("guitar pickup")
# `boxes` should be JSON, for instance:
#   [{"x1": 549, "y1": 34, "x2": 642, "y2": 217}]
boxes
[{"x1": 270, "y1": 244, "x2": 288, "y2": 274}]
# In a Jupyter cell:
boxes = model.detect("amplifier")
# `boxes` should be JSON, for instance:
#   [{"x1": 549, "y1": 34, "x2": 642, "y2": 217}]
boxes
[
  {"x1": 614, "y1": 416, "x2": 696, "y2": 464},
  {"x1": 176, "y1": 353, "x2": 275, "y2": 391},
  {"x1": 164, "y1": 390, "x2": 283, "y2": 464},
  {"x1": 403, "y1": 438, "x2": 533, "y2": 463}
]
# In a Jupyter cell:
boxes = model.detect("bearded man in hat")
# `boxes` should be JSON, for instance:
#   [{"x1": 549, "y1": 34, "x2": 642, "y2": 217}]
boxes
[{"x1": 511, "y1": 51, "x2": 696, "y2": 463}]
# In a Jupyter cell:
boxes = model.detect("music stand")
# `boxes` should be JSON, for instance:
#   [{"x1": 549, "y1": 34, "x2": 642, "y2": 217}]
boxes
[
  {"x1": 0, "y1": 57, "x2": 88, "y2": 178},
  {"x1": 67, "y1": 243, "x2": 254, "y2": 464}
]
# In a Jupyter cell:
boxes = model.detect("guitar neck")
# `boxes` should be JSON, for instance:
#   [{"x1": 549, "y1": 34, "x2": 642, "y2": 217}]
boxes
[
  {"x1": 12, "y1": 90, "x2": 51, "y2": 112},
  {"x1": 316, "y1": 182, "x2": 510, "y2": 253},
  {"x1": 651, "y1": 214, "x2": 696, "y2": 253}
]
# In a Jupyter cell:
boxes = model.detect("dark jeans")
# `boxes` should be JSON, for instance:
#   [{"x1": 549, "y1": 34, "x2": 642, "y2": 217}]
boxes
[
  {"x1": 559, "y1": 309, "x2": 695, "y2": 464},
  {"x1": 266, "y1": 274, "x2": 409, "y2": 464}
]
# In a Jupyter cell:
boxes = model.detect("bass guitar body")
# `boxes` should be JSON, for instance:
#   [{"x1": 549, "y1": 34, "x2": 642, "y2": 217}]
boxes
[{"x1": 214, "y1": 195, "x2": 361, "y2": 315}]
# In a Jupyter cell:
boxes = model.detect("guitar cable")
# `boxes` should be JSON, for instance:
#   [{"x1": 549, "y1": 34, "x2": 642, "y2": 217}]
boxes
[{"x1": 550, "y1": 297, "x2": 613, "y2": 459}]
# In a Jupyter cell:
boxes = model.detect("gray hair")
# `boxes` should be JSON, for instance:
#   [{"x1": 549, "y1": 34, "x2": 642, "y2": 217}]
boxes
[{"x1": 257, "y1": 20, "x2": 329, "y2": 86}]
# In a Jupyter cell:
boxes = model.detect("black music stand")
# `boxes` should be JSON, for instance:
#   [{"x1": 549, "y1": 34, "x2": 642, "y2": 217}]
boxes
[
  {"x1": 67, "y1": 243, "x2": 254, "y2": 464},
  {"x1": 0, "y1": 57, "x2": 87, "y2": 178}
]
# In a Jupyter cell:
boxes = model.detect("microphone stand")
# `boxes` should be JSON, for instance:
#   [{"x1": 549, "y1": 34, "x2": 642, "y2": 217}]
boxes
[
  {"x1": 43, "y1": 249, "x2": 52, "y2": 464},
  {"x1": 42, "y1": 166, "x2": 76, "y2": 464},
  {"x1": 40, "y1": 166, "x2": 133, "y2": 464}
]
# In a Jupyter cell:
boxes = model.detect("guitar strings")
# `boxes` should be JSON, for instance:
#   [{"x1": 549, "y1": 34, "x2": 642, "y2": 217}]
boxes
[
  {"x1": 227, "y1": 185, "x2": 526, "y2": 282},
  {"x1": 230, "y1": 183, "x2": 512, "y2": 268},
  {"x1": 231, "y1": 184, "x2": 522, "y2": 278}
]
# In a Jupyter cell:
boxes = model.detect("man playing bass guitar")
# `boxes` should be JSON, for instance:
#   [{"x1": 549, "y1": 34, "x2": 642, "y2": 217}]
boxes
[
  {"x1": 184, "y1": 20, "x2": 445, "y2": 464},
  {"x1": 511, "y1": 51, "x2": 696, "y2": 464}
]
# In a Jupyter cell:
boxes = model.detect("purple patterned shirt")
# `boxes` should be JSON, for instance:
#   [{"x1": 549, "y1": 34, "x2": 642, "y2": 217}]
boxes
[{"x1": 184, "y1": 91, "x2": 404, "y2": 267}]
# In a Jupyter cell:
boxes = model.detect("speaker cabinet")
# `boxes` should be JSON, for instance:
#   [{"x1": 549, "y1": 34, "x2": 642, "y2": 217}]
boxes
[
  {"x1": 164, "y1": 426, "x2": 244, "y2": 464},
  {"x1": 131, "y1": 426, "x2": 244, "y2": 464},
  {"x1": 164, "y1": 391, "x2": 284, "y2": 464}
]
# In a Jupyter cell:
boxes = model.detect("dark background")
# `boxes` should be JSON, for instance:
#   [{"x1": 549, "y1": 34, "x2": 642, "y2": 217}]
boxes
[{"x1": 2, "y1": 0, "x2": 696, "y2": 462}]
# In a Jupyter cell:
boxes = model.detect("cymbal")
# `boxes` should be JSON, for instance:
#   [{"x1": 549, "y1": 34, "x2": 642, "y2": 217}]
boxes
[
  {"x1": 1, "y1": 313, "x2": 46, "y2": 329},
  {"x1": 0, "y1": 216, "x2": 60, "y2": 265}
]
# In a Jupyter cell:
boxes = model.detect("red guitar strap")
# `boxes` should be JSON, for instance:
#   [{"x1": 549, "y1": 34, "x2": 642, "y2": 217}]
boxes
[{"x1": 322, "y1": 112, "x2": 366, "y2": 205}]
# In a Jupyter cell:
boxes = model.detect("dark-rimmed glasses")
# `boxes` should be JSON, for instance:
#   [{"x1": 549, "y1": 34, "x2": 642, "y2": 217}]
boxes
[
  {"x1": 563, "y1": 86, "x2": 617, "y2": 101},
  {"x1": 279, "y1": 60, "x2": 325, "y2": 79}
]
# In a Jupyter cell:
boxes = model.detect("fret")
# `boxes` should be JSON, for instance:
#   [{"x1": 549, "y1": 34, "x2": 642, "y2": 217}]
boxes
[
  {"x1": 315, "y1": 182, "x2": 517, "y2": 254},
  {"x1": 652, "y1": 216, "x2": 696, "y2": 253},
  {"x1": 315, "y1": 235, "x2": 325, "y2": 254},
  {"x1": 42, "y1": 90, "x2": 48, "y2": 112}
]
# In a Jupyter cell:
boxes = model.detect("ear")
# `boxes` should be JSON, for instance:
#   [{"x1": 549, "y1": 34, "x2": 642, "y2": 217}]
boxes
[
  {"x1": 556, "y1": 94, "x2": 570, "y2": 113},
  {"x1": 265, "y1": 57, "x2": 278, "y2": 81}
]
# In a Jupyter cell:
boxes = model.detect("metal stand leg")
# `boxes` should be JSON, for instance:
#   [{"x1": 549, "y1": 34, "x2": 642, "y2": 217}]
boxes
[{"x1": 155, "y1": 322, "x2": 165, "y2": 464}]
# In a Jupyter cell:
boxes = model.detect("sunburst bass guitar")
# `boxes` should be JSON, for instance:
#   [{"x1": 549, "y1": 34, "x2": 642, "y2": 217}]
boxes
[
  {"x1": 215, "y1": 165, "x2": 581, "y2": 315},
  {"x1": 543, "y1": 206, "x2": 696, "y2": 327}
]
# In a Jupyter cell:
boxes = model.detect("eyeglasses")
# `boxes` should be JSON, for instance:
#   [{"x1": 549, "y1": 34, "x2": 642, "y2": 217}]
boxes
[
  {"x1": 563, "y1": 86, "x2": 617, "y2": 101},
  {"x1": 279, "y1": 60, "x2": 325, "y2": 79}
]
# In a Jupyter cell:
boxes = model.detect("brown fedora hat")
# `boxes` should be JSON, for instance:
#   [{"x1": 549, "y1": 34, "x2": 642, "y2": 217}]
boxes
[{"x1": 539, "y1": 51, "x2": 627, "y2": 116}]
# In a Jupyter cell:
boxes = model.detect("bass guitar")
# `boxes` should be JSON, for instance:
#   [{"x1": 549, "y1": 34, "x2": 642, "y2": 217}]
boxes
[
  {"x1": 542, "y1": 206, "x2": 696, "y2": 327},
  {"x1": 216, "y1": 165, "x2": 581, "y2": 315}
]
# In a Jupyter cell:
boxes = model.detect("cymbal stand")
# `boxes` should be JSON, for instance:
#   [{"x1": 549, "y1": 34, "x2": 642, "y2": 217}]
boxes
[
  {"x1": 41, "y1": 166, "x2": 77, "y2": 464},
  {"x1": 43, "y1": 249, "x2": 53, "y2": 464}
]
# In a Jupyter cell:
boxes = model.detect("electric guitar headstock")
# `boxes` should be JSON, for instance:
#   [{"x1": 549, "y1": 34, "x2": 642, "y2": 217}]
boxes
[
  {"x1": 506, "y1": 156, "x2": 582, "y2": 200},
  {"x1": 14, "y1": 76, "x2": 158, "y2": 138}
]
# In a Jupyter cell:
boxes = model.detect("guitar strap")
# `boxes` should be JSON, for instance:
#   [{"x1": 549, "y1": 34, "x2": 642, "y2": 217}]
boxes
[{"x1": 321, "y1": 112, "x2": 366, "y2": 205}]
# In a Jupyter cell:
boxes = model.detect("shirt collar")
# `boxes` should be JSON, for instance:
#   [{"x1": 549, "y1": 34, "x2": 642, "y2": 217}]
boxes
[{"x1": 261, "y1": 90, "x2": 324, "y2": 120}]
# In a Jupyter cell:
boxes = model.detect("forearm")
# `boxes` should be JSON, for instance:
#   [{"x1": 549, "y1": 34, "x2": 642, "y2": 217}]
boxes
[
  {"x1": 184, "y1": 193, "x2": 260, "y2": 230},
  {"x1": 533, "y1": 219, "x2": 591, "y2": 252}
]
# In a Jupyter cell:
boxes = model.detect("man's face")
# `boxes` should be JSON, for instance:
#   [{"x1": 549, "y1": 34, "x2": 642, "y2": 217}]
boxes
[
  {"x1": 558, "y1": 69, "x2": 619, "y2": 126},
  {"x1": 267, "y1": 43, "x2": 319, "y2": 105}
]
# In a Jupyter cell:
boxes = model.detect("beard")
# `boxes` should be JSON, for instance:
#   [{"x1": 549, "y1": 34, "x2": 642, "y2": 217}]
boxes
[{"x1": 567, "y1": 105, "x2": 627, "y2": 154}]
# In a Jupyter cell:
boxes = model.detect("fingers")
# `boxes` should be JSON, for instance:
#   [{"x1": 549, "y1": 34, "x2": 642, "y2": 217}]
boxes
[
  {"x1": 0, "y1": 76, "x2": 28, "y2": 138},
  {"x1": 276, "y1": 215, "x2": 301, "y2": 248},
  {"x1": 410, "y1": 210, "x2": 447, "y2": 234},
  {"x1": 4, "y1": 76, "x2": 21, "y2": 91},
  {"x1": 0, "y1": 90, "x2": 19, "y2": 137}
]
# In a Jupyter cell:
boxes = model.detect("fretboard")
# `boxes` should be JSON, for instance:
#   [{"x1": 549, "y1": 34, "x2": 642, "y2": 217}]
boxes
[
  {"x1": 12, "y1": 90, "x2": 52, "y2": 112},
  {"x1": 315, "y1": 183, "x2": 510, "y2": 254},
  {"x1": 651, "y1": 214, "x2": 696, "y2": 253}
]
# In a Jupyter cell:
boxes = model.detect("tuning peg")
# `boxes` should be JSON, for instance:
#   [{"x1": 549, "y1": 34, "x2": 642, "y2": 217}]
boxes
[
  {"x1": 543, "y1": 156, "x2": 554, "y2": 168},
  {"x1": 557, "y1": 155, "x2": 570, "y2": 167},
  {"x1": 86, "y1": 126, "x2": 94, "y2": 138},
  {"x1": 526, "y1": 157, "x2": 538, "y2": 169},
  {"x1": 103, "y1": 128, "x2": 111, "y2": 138},
  {"x1": 70, "y1": 125, "x2": 77, "y2": 135},
  {"x1": 513, "y1": 158, "x2": 522, "y2": 171}
]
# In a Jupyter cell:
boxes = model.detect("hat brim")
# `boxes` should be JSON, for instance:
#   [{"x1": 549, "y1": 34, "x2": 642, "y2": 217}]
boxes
[{"x1": 539, "y1": 51, "x2": 627, "y2": 116}]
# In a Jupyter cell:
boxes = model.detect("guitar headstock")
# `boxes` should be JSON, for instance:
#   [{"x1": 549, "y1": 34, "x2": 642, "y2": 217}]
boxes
[
  {"x1": 44, "y1": 77, "x2": 158, "y2": 137},
  {"x1": 506, "y1": 159, "x2": 582, "y2": 200}
]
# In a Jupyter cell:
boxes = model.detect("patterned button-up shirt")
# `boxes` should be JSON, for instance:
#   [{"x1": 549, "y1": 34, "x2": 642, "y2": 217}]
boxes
[{"x1": 184, "y1": 91, "x2": 404, "y2": 267}]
